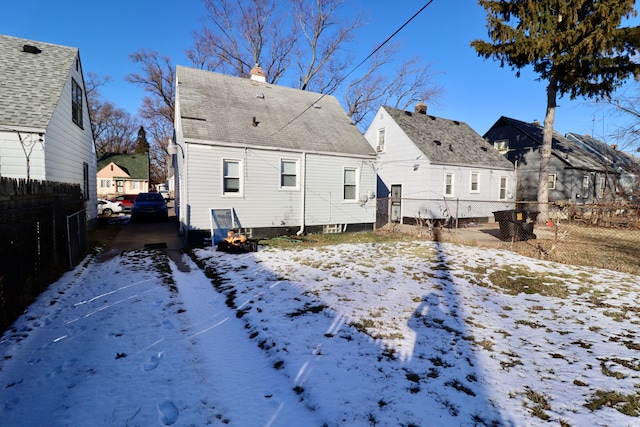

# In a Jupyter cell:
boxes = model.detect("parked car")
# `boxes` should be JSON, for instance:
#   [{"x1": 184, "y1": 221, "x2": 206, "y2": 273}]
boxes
[
  {"x1": 158, "y1": 189, "x2": 170, "y2": 201},
  {"x1": 130, "y1": 192, "x2": 168, "y2": 222},
  {"x1": 97, "y1": 198, "x2": 123, "y2": 217},
  {"x1": 111, "y1": 194, "x2": 137, "y2": 211}
]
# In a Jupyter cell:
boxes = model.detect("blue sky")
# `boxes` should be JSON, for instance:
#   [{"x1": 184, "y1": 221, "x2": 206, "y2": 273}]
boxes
[{"x1": 1, "y1": 0, "x2": 637, "y2": 142}]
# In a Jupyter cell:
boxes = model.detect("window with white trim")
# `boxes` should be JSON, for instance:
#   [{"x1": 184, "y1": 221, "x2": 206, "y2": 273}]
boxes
[
  {"x1": 548, "y1": 174, "x2": 556, "y2": 190},
  {"x1": 598, "y1": 175, "x2": 606, "y2": 197},
  {"x1": 223, "y1": 159, "x2": 242, "y2": 195},
  {"x1": 280, "y1": 159, "x2": 298, "y2": 189},
  {"x1": 499, "y1": 176, "x2": 508, "y2": 200},
  {"x1": 444, "y1": 172, "x2": 454, "y2": 197},
  {"x1": 493, "y1": 139, "x2": 508, "y2": 153},
  {"x1": 470, "y1": 171, "x2": 479, "y2": 193},
  {"x1": 582, "y1": 175, "x2": 590, "y2": 190},
  {"x1": 99, "y1": 179, "x2": 112, "y2": 189},
  {"x1": 343, "y1": 168, "x2": 357, "y2": 200},
  {"x1": 376, "y1": 128, "x2": 386, "y2": 152},
  {"x1": 132, "y1": 181, "x2": 140, "y2": 190}
]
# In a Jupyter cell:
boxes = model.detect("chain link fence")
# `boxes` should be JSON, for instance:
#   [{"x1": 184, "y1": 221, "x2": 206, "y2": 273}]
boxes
[{"x1": 376, "y1": 197, "x2": 640, "y2": 275}]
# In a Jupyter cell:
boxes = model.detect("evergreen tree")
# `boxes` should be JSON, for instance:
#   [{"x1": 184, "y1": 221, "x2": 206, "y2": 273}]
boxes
[
  {"x1": 471, "y1": 0, "x2": 640, "y2": 221},
  {"x1": 135, "y1": 126, "x2": 150, "y2": 154}
]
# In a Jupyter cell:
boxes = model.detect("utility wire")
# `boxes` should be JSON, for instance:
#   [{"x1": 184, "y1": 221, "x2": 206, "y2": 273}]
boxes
[{"x1": 271, "y1": 0, "x2": 435, "y2": 136}]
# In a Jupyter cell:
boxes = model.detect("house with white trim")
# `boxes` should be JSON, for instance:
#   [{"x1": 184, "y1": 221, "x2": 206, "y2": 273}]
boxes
[
  {"x1": 0, "y1": 34, "x2": 97, "y2": 224},
  {"x1": 365, "y1": 104, "x2": 516, "y2": 225},
  {"x1": 172, "y1": 65, "x2": 377, "y2": 243}
]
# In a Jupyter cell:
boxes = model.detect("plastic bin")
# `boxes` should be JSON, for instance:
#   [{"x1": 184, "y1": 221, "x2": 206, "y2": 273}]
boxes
[{"x1": 492, "y1": 210, "x2": 537, "y2": 241}]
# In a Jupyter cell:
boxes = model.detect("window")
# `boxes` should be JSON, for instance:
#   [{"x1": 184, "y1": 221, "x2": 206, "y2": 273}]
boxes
[
  {"x1": 598, "y1": 175, "x2": 606, "y2": 197},
  {"x1": 582, "y1": 175, "x2": 590, "y2": 190},
  {"x1": 376, "y1": 128, "x2": 386, "y2": 152},
  {"x1": 83, "y1": 162, "x2": 89, "y2": 200},
  {"x1": 100, "y1": 179, "x2": 112, "y2": 189},
  {"x1": 493, "y1": 139, "x2": 508, "y2": 153},
  {"x1": 223, "y1": 160, "x2": 242, "y2": 195},
  {"x1": 548, "y1": 174, "x2": 556, "y2": 190},
  {"x1": 280, "y1": 160, "x2": 298, "y2": 189},
  {"x1": 444, "y1": 172, "x2": 454, "y2": 196},
  {"x1": 499, "y1": 176, "x2": 508, "y2": 200},
  {"x1": 470, "y1": 172, "x2": 479, "y2": 193},
  {"x1": 132, "y1": 181, "x2": 140, "y2": 190},
  {"x1": 343, "y1": 168, "x2": 357, "y2": 200},
  {"x1": 72, "y1": 78, "x2": 83, "y2": 128}
]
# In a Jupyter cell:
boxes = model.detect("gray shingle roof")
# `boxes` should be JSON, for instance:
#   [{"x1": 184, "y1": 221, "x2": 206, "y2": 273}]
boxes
[
  {"x1": 384, "y1": 107, "x2": 514, "y2": 170},
  {"x1": 496, "y1": 117, "x2": 607, "y2": 171},
  {"x1": 0, "y1": 34, "x2": 78, "y2": 129},
  {"x1": 176, "y1": 66, "x2": 376, "y2": 157},
  {"x1": 565, "y1": 132, "x2": 639, "y2": 174}
]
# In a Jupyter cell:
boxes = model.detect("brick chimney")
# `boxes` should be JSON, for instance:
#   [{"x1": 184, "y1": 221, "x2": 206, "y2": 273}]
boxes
[
  {"x1": 415, "y1": 102, "x2": 427, "y2": 115},
  {"x1": 250, "y1": 64, "x2": 266, "y2": 82}
]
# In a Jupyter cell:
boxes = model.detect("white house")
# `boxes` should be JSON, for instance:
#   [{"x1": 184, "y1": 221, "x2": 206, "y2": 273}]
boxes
[
  {"x1": 0, "y1": 34, "x2": 97, "y2": 224},
  {"x1": 172, "y1": 65, "x2": 377, "y2": 244},
  {"x1": 365, "y1": 104, "x2": 516, "y2": 225}
]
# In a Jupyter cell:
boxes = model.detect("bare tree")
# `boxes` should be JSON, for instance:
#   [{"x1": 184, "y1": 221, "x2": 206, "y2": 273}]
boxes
[
  {"x1": 187, "y1": 0, "x2": 297, "y2": 83},
  {"x1": 290, "y1": 0, "x2": 361, "y2": 93},
  {"x1": 86, "y1": 72, "x2": 139, "y2": 154},
  {"x1": 345, "y1": 44, "x2": 443, "y2": 127},
  {"x1": 183, "y1": 0, "x2": 440, "y2": 129},
  {"x1": 605, "y1": 83, "x2": 640, "y2": 151},
  {"x1": 126, "y1": 50, "x2": 175, "y2": 124},
  {"x1": 126, "y1": 50, "x2": 176, "y2": 185}
]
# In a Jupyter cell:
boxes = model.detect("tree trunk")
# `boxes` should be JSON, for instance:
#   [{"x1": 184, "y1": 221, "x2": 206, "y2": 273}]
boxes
[{"x1": 537, "y1": 75, "x2": 558, "y2": 223}]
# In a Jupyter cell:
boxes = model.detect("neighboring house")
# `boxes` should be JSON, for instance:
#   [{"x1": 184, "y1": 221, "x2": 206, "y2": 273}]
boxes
[
  {"x1": 0, "y1": 34, "x2": 97, "y2": 223},
  {"x1": 172, "y1": 65, "x2": 377, "y2": 243},
  {"x1": 484, "y1": 116, "x2": 619, "y2": 204},
  {"x1": 564, "y1": 132, "x2": 640, "y2": 203},
  {"x1": 96, "y1": 152, "x2": 150, "y2": 199},
  {"x1": 364, "y1": 104, "x2": 516, "y2": 224}
]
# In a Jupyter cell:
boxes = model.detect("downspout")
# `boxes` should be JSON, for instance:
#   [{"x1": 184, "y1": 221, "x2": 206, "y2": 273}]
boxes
[{"x1": 297, "y1": 152, "x2": 306, "y2": 236}]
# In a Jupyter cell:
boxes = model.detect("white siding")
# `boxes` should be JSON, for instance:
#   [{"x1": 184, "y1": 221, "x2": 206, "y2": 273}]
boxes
[
  {"x1": 0, "y1": 131, "x2": 46, "y2": 179},
  {"x1": 180, "y1": 143, "x2": 376, "y2": 233},
  {"x1": 305, "y1": 154, "x2": 376, "y2": 226},
  {"x1": 366, "y1": 107, "x2": 516, "y2": 222},
  {"x1": 44, "y1": 57, "x2": 97, "y2": 220},
  {"x1": 0, "y1": 55, "x2": 96, "y2": 221}
]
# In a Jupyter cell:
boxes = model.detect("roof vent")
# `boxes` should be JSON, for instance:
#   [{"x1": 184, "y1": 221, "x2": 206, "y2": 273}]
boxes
[
  {"x1": 256, "y1": 92, "x2": 264, "y2": 99},
  {"x1": 453, "y1": 120, "x2": 460, "y2": 125},
  {"x1": 481, "y1": 146, "x2": 488, "y2": 151},
  {"x1": 23, "y1": 44, "x2": 42, "y2": 54},
  {"x1": 404, "y1": 110, "x2": 412, "y2": 116},
  {"x1": 429, "y1": 115, "x2": 436, "y2": 120},
  {"x1": 433, "y1": 140, "x2": 442, "y2": 146},
  {"x1": 313, "y1": 103, "x2": 321, "y2": 109}
]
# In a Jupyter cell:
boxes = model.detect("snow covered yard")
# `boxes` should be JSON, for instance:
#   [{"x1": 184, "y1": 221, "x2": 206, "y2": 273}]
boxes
[{"x1": 1, "y1": 239, "x2": 639, "y2": 426}]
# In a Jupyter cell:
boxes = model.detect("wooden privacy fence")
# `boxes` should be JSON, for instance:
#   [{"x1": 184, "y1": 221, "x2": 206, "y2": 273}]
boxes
[{"x1": 0, "y1": 177, "x2": 88, "y2": 332}]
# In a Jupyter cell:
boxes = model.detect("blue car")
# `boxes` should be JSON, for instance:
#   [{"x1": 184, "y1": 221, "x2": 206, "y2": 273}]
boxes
[{"x1": 130, "y1": 192, "x2": 168, "y2": 222}]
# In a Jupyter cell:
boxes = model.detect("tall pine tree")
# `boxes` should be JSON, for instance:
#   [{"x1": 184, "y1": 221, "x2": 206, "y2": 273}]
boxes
[
  {"x1": 472, "y1": 0, "x2": 640, "y2": 221},
  {"x1": 135, "y1": 126, "x2": 149, "y2": 154}
]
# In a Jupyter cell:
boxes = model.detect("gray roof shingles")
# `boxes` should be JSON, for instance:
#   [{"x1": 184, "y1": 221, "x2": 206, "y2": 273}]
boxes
[
  {"x1": 0, "y1": 34, "x2": 78, "y2": 130},
  {"x1": 384, "y1": 107, "x2": 514, "y2": 170},
  {"x1": 176, "y1": 66, "x2": 376, "y2": 157},
  {"x1": 496, "y1": 116, "x2": 607, "y2": 171}
]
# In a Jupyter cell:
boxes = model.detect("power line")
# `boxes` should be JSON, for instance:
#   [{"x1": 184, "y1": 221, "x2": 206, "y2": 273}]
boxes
[{"x1": 271, "y1": 0, "x2": 436, "y2": 136}]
